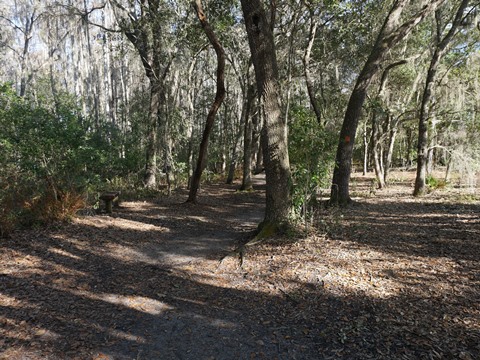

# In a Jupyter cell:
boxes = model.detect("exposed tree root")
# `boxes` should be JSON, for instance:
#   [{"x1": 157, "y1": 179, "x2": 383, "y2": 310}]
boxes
[{"x1": 217, "y1": 221, "x2": 286, "y2": 269}]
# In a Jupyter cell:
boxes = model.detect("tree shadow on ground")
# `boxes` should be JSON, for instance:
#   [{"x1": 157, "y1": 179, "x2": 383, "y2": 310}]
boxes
[
  {"x1": 1, "y1": 176, "x2": 479, "y2": 359},
  {"x1": 329, "y1": 199, "x2": 480, "y2": 262},
  {"x1": 2, "y1": 226, "x2": 479, "y2": 359}
]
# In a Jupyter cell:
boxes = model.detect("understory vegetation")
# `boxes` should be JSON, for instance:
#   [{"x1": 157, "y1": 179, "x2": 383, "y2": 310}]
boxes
[{"x1": 0, "y1": 0, "x2": 479, "y2": 234}]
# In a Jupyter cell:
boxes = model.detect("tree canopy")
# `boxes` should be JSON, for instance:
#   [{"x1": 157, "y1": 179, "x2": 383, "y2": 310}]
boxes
[{"x1": 1, "y1": 0, "x2": 479, "y2": 233}]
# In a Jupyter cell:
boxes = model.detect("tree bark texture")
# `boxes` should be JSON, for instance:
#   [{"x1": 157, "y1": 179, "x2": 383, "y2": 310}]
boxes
[
  {"x1": 384, "y1": 125, "x2": 398, "y2": 182},
  {"x1": 121, "y1": 0, "x2": 173, "y2": 188},
  {"x1": 241, "y1": 84, "x2": 256, "y2": 190},
  {"x1": 143, "y1": 80, "x2": 163, "y2": 187},
  {"x1": 330, "y1": 0, "x2": 443, "y2": 205},
  {"x1": 187, "y1": 0, "x2": 226, "y2": 203},
  {"x1": 414, "y1": 0, "x2": 469, "y2": 196},
  {"x1": 372, "y1": 112, "x2": 386, "y2": 189},
  {"x1": 241, "y1": 0, "x2": 292, "y2": 227}
]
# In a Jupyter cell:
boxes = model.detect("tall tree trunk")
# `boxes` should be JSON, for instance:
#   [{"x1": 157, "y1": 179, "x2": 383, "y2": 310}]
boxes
[
  {"x1": 330, "y1": 0, "x2": 443, "y2": 205},
  {"x1": 82, "y1": 0, "x2": 100, "y2": 128},
  {"x1": 406, "y1": 126, "x2": 413, "y2": 168},
  {"x1": 414, "y1": 0, "x2": 469, "y2": 196},
  {"x1": 144, "y1": 79, "x2": 163, "y2": 187},
  {"x1": 252, "y1": 100, "x2": 263, "y2": 174},
  {"x1": 241, "y1": 84, "x2": 256, "y2": 190},
  {"x1": 226, "y1": 127, "x2": 243, "y2": 184},
  {"x1": 363, "y1": 120, "x2": 369, "y2": 175},
  {"x1": 284, "y1": 11, "x2": 298, "y2": 126},
  {"x1": 384, "y1": 124, "x2": 398, "y2": 182},
  {"x1": 241, "y1": 0, "x2": 292, "y2": 230},
  {"x1": 372, "y1": 112, "x2": 386, "y2": 189},
  {"x1": 187, "y1": 0, "x2": 226, "y2": 203},
  {"x1": 18, "y1": 11, "x2": 36, "y2": 97},
  {"x1": 303, "y1": 6, "x2": 322, "y2": 125}
]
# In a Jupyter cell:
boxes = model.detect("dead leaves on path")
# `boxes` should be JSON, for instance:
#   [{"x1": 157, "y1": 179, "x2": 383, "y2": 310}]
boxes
[{"x1": 1, "y1": 173, "x2": 479, "y2": 359}]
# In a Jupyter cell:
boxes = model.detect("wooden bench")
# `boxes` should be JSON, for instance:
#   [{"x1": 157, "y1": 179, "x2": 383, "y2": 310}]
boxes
[{"x1": 99, "y1": 191, "x2": 120, "y2": 213}]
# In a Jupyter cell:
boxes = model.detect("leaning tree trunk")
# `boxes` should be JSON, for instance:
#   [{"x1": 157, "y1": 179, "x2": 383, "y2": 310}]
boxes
[
  {"x1": 187, "y1": 0, "x2": 226, "y2": 203},
  {"x1": 330, "y1": 0, "x2": 443, "y2": 205},
  {"x1": 414, "y1": 0, "x2": 469, "y2": 196},
  {"x1": 241, "y1": 0, "x2": 292, "y2": 232}
]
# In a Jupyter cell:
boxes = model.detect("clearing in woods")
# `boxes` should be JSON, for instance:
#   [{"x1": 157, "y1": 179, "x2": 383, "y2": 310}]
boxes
[{"x1": 1, "y1": 171, "x2": 479, "y2": 359}]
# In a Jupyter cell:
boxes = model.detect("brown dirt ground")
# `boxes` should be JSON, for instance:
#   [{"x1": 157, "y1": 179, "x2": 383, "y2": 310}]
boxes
[{"x1": 1, "y1": 171, "x2": 479, "y2": 359}]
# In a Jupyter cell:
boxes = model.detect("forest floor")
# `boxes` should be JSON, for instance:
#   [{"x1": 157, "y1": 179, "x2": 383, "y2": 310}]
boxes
[{"x1": 1, "y1": 170, "x2": 479, "y2": 360}]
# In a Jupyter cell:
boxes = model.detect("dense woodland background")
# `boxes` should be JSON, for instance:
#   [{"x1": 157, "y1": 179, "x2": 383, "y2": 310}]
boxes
[{"x1": 0, "y1": 0, "x2": 479, "y2": 234}]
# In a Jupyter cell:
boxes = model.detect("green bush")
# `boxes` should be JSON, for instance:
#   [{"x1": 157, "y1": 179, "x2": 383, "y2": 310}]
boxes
[
  {"x1": 0, "y1": 83, "x2": 143, "y2": 235},
  {"x1": 288, "y1": 105, "x2": 336, "y2": 221},
  {"x1": 426, "y1": 175, "x2": 447, "y2": 190}
]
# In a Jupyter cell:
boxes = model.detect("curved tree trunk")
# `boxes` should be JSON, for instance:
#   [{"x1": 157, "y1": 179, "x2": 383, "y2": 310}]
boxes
[
  {"x1": 414, "y1": 0, "x2": 469, "y2": 196},
  {"x1": 187, "y1": 0, "x2": 226, "y2": 203},
  {"x1": 241, "y1": 0, "x2": 292, "y2": 231},
  {"x1": 330, "y1": 0, "x2": 443, "y2": 205}
]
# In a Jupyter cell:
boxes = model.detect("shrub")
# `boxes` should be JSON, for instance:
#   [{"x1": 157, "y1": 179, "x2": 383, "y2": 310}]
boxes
[
  {"x1": 0, "y1": 84, "x2": 128, "y2": 235},
  {"x1": 288, "y1": 105, "x2": 336, "y2": 221},
  {"x1": 426, "y1": 175, "x2": 447, "y2": 190}
]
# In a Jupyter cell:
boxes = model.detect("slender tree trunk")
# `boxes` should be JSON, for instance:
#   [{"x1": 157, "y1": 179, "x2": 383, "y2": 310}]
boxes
[
  {"x1": 82, "y1": 0, "x2": 100, "y2": 128},
  {"x1": 414, "y1": 0, "x2": 469, "y2": 196},
  {"x1": 384, "y1": 125, "x2": 397, "y2": 182},
  {"x1": 330, "y1": 0, "x2": 442, "y2": 205},
  {"x1": 284, "y1": 12, "x2": 298, "y2": 126},
  {"x1": 187, "y1": 0, "x2": 226, "y2": 203},
  {"x1": 241, "y1": 0, "x2": 292, "y2": 230},
  {"x1": 251, "y1": 100, "x2": 263, "y2": 174},
  {"x1": 226, "y1": 127, "x2": 243, "y2": 184},
  {"x1": 144, "y1": 79, "x2": 163, "y2": 187},
  {"x1": 363, "y1": 121, "x2": 369, "y2": 176},
  {"x1": 19, "y1": 11, "x2": 36, "y2": 97},
  {"x1": 241, "y1": 84, "x2": 256, "y2": 190},
  {"x1": 372, "y1": 113, "x2": 386, "y2": 189},
  {"x1": 303, "y1": 6, "x2": 322, "y2": 125}
]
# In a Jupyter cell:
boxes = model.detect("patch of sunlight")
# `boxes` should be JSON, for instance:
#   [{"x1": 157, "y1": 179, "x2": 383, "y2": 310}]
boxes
[
  {"x1": 0, "y1": 318, "x2": 34, "y2": 340},
  {"x1": 70, "y1": 289, "x2": 173, "y2": 315},
  {"x1": 104, "y1": 244, "x2": 160, "y2": 265},
  {"x1": 47, "y1": 247, "x2": 83, "y2": 260},
  {"x1": 182, "y1": 308, "x2": 236, "y2": 328},
  {"x1": 121, "y1": 201, "x2": 158, "y2": 211},
  {"x1": 0, "y1": 294, "x2": 40, "y2": 309},
  {"x1": 75, "y1": 216, "x2": 169, "y2": 233},
  {"x1": 105, "y1": 328, "x2": 146, "y2": 343},
  {"x1": 97, "y1": 293, "x2": 172, "y2": 315},
  {"x1": 33, "y1": 327, "x2": 62, "y2": 340},
  {"x1": 189, "y1": 216, "x2": 209, "y2": 223}
]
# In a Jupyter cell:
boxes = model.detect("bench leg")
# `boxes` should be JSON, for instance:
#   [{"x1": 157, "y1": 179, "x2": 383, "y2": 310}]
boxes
[{"x1": 105, "y1": 200, "x2": 113, "y2": 213}]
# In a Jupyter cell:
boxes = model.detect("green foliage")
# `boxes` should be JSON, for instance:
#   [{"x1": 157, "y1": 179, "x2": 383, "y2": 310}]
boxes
[
  {"x1": 0, "y1": 83, "x2": 145, "y2": 235},
  {"x1": 288, "y1": 105, "x2": 336, "y2": 220},
  {"x1": 426, "y1": 175, "x2": 447, "y2": 190}
]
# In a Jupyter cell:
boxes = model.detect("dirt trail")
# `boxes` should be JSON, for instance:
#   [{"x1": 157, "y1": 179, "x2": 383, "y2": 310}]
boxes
[
  {"x1": 1, "y1": 171, "x2": 479, "y2": 359},
  {"x1": 2, "y1": 175, "x2": 302, "y2": 359}
]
